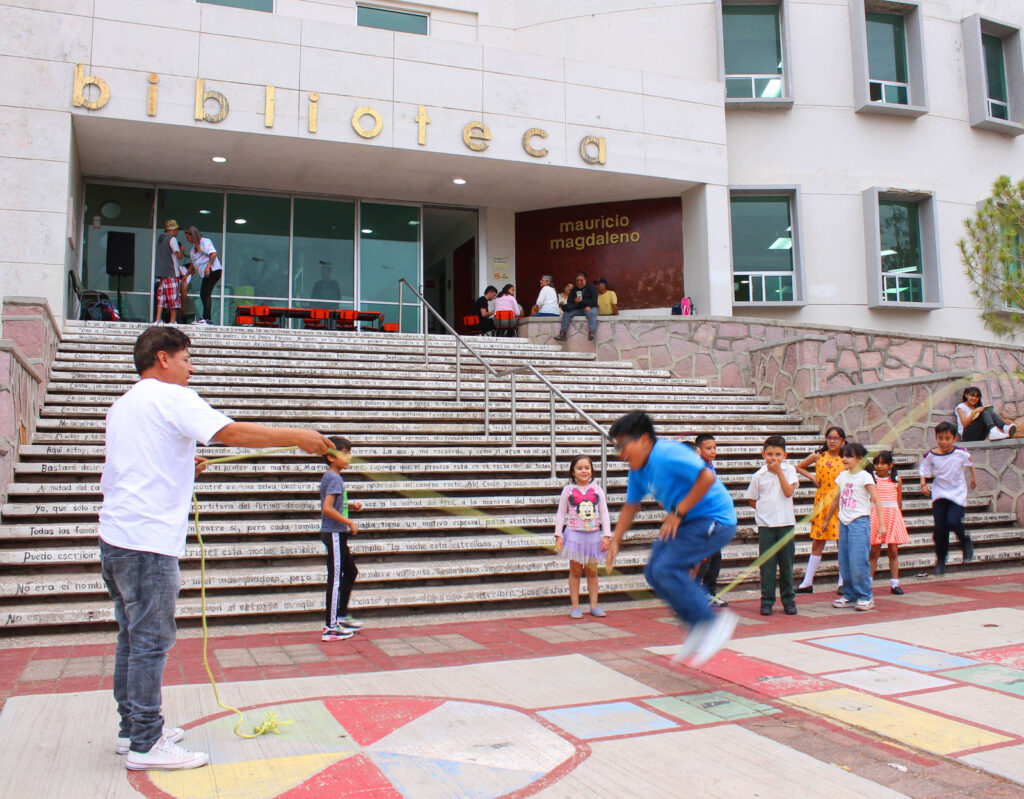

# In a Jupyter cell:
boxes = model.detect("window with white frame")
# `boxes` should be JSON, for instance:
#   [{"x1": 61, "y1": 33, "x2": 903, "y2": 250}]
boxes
[
  {"x1": 962, "y1": 14, "x2": 1024, "y2": 136},
  {"x1": 730, "y1": 193, "x2": 800, "y2": 304},
  {"x1": 850, "y1": 0, "x2": 928, "y2": 117},
  {"x1": 721, "y1": 2, "x2": 787, "y2": 103},
  {"x1": 197, "y1": 0, "x2": 273, "y2": 11},
  {"x1": 863, "y1": 188, "x2": 940, "y2": 308},
  {"x1": 357, "y1": 5, "x2": 429, "y2": 35}
]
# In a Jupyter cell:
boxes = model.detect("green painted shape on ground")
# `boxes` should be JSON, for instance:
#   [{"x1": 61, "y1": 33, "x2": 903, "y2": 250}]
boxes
[
  {"x1": 939, "y1": 664, "x2": 1024, "y2": 697},
  {"x1": 645, "y1": 691, "x2": 779, "y2": 725}
]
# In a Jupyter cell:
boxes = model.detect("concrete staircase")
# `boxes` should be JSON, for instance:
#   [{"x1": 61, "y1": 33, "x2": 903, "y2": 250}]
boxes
[{"x1": 1, "y1": 320, "x2": 1021, "y2": 631}]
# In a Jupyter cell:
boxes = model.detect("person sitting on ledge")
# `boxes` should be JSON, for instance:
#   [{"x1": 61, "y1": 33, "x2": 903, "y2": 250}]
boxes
[
  {"x1": 596, "y1": 278, "x2": 618, "y2": 316},
  {"x1": 531, "y1": 275, "x2": 560, "y2": 317},
  {"x1": 554, "y1": 271, "x2": 599, "y2": 342},
  {"x1": 955, "y1": 385, "x2": 1016, "y2": 441}
]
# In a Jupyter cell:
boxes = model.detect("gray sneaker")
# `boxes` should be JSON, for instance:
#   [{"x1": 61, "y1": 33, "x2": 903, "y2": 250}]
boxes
[
  {"x1": 689, "y1": 610, "x2": 738, "y2": 668},
  {"x1": 125, "y1": 738, "x2": 209, "y2": 771},
  {"x1": 115, "y1": 726, "x2": 183, "y2": 755}
]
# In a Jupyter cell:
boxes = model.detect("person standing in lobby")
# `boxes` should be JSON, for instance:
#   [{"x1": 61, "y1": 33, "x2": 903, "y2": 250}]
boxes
[
  {"x1": 184, "y1": 226, "x2": 222, "y2": 325},
  {"x1": 153, "y1": 220, "x2": 182, "y2": 325},
  {"x1": 554, "y1": 271, "x2": 599, "y2": 342},
  {"x1": 531, "y1": 275, "x2": 560, "y2": 317}
]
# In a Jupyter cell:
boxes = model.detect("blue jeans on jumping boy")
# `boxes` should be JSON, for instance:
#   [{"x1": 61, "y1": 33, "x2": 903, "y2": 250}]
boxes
[
  {"x1": 836, "y1": 516, "x2": 872, "y2": 603},
  {"x1": 644, "y1": 517, "x2": 736, "y2": 627},
  {"x1": 100, "y1": 540, "x2": 180, "y2": 753}
]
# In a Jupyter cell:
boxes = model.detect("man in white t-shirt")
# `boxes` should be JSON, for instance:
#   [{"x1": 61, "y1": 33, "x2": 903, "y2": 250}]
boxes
[{"x1": 100, "y1": 326, "x2": 332, "y2": 771}]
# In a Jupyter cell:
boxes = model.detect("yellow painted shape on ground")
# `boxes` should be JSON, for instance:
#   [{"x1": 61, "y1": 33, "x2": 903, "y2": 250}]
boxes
[
  {"x1": 149, "y1": 750, "x2": 347, "y2": 799},
  {"x1": 785, "y1": 688, "x2": 1012, "y2": 756}
]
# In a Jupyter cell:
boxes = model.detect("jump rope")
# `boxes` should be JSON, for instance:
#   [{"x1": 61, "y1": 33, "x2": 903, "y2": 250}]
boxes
[{"x1": 190, "y1": 375, "x2": 981, "y2": 737}]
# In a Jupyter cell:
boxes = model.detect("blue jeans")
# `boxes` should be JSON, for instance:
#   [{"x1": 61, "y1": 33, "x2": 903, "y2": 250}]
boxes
[
  {"x1": 560, "y1": 307, "x2": 598, "y2": 334},
  {"x1": 101, "y1": 540, "x2": 180, "y2": 753},
  {"x1": 644, "y1": 518, "x2": 736, "y2": 627},
  {"x1": 837, "y1": 516, "x2": 872, "y2": 602}
]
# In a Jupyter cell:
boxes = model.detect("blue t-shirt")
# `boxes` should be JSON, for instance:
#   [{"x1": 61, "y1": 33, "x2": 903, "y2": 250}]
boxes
[
  {"x1": 625, "y1": 439, "x2": 736, "y2": 524},
  {"x1": 320, "y1": 470, "x2": 349, "y2": 533}
]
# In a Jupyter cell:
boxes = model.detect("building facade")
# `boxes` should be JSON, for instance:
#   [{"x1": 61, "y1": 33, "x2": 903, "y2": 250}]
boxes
[{"x1": 2, "y1": 0, "x2": 1022, "y2": 339}]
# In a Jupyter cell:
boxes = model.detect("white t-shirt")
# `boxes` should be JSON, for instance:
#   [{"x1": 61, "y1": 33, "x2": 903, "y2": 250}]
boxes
[
  {"x1": 744, "y1": 462, "x2": 799, "y2": 527},
  {"x1": 535, "y1": 285, "x2": 559, "y2": 314},
  {"x1": 99, "y1": 378, "x2": 233, "y2": 557},
  {"x1": 190, "y1": 237, "x2": 222, "y2": 276},
  {"x1": 836, "y1": 469, "x2": 875, "y2": 524},
  {"x1": 920, "y1": 447, "x2": 972, "y2": 506}
]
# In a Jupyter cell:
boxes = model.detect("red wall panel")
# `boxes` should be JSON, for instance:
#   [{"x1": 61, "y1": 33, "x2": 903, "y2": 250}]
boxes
[{"x1": 513, "y1": 197, "x2": 683, "y2": 310}]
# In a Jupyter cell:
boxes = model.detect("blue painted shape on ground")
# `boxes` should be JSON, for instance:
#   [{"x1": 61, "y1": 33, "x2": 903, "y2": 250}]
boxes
[
  {"x1": 808, "y1": 634, "x2": 980, "y2": 672},
  {"x1": 537, "y1": 701, "x2": 678, "y2": 740},
  {"x1": 368, "y1": 750, "x2": 544, "y2": 799},
  {"x1": 939, "y1": 664, "x2": 1024, "y2": 696}
]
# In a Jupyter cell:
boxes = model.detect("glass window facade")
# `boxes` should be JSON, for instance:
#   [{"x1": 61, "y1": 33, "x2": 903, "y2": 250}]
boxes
[
  {"x1": 723, "y1": 5, "x2": 783, "y2": 99},
  {"x1": 197, "y1": 0, "x2": 273, "y2": 12},
  {"x1": 357, "y1": 5, "x2": 428, "y2": 35},
  {"x1": 982, "y1": 33, "x2": 1010, "y2": 120},
  {"x1": 730, "y1": 196, "x2": 795, "y2": 303},
  {"x1": 78, "y1": 183, "x2": 424, "y2": 330},
  {"x1": 866, "y1": 12, "x2": 909, "y2": 104},
  {"x1": 879, "y1": 200, "x2": 923, "y2": 303}
]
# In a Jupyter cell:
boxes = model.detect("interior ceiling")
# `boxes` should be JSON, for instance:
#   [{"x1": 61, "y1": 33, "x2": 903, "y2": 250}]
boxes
[{"x1": 72, "y1": 116, "x2": 697, "y2": 213}]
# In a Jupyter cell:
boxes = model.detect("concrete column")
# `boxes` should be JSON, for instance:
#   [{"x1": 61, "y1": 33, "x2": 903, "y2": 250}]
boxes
[{"x1": 682, "y1": 182, "x2": 732, "y2": 317}]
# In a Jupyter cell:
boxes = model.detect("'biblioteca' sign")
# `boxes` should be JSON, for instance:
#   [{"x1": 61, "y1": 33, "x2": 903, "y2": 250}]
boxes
[{"x1": 71, "y1": 64, "x2": 608, "y2": 166}]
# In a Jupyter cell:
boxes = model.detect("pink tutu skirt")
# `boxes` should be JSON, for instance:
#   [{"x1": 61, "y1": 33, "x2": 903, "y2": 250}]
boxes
[{"x1": 561, "y1": 528, "x2": 604, "y2": 564}]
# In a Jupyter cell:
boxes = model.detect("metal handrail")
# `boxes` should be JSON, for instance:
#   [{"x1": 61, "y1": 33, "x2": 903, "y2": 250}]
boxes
[
  {"x1": 494, "y1": 363, "x2": 610, "y2": 486},
  {"x1": 397, "y1": 278, "x2": 611, "y2": 484}
]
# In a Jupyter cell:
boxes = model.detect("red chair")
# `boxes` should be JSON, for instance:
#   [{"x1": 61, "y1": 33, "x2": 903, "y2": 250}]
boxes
[
  {"x1": 462, "y1": 314, "x2": 485, "y2": 335},
  {"x1": 335, "y1": 309, "x2": 358, "y2": 331},
  {"x1": 382, "y1": 322, "x2": 399, "y2": 332},
  {"x1": 251, "y1": 306, "x2": 277, "y2": 327},
  {"x1": 493, "y1": 310, "x2": 518, "y2": 337},
  {"x1": 303, "y1": 308, "x2": 331, "y2": 330},
  {"x1": 235, "y1": 314, "x2": 254, "y2": 326}
]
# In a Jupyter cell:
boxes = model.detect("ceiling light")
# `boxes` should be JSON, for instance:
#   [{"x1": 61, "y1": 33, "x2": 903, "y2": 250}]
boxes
[
  {"x1": 212, "y1": 156, "x2": 227, "y2": 163},
  {"x1": 361, "y1": 228, "x2": 373, "y2": 234},
  {"x1": 886, "y1": 266, "x2": 920, "y2": 274},
  {"x1": 453, "y1": 178, "x2": 466, "y2": 185},
  {"x1": 408, "y1": 220, "x2": 420, "y2": 225},
  {"x1": 198, "y1": 209, "x2": 211, "y2": 215},
  {"x1": 234, "y1": 218, "x2": 247, "y2": 224},
  {"x1": 768, "y1": 237, "x2": 792, "y2": 250},
  {"x1": 880, "y1": 249, "x2": 897, "y2": 257}
]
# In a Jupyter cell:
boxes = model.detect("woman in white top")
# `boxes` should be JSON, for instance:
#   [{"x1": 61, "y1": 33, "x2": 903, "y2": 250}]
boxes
[
  {"x1": 532, "y1": 275, "x2": 560, "y2": 317},
  {"x1": 184, "y1": 226, "x2": 222, "y2": 325},
  {"x1": 955, "y1": 385, "x2": 1016, "y2": 441}
]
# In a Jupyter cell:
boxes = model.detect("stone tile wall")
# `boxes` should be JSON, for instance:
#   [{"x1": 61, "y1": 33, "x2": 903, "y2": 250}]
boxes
[{"x1": 0, "y1": 299, "x2": 61, "y2": 502}]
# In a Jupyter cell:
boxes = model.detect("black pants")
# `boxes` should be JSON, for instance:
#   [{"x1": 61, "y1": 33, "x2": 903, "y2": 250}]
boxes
[
  {"x1": 932, "y1": 499, "x2": 968, "y2": 564},
  {"x1": 322, "y1": 531, "x2": 358, "y2": 627},
  {"x1": 200, "y1": 270, "x2": 222, "y2": 322},
  {"x1": 695, "y1": 550, "x2": 722, "y2": 594},
  {"x1": 962, "y1": 408, "x2": 1008, "y2": 441}
]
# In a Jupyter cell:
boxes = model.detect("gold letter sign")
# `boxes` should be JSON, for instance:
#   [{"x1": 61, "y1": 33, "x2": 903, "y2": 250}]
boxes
[
  {"x1": 522, "y1": 128, "x2": 548, "y2": 158},
  {"x1": 579, "y1": 135, "x2": 606, "y2": 165},
  {"x1": 194, "y1": 79, "x2": 229, "y2": 123},
  {"x1": 352, "y1": 107, "x2": 384, "y2": 138},
  {"x1": 462, "y1": 121, "x2": 491, "y2": 152},
  {"x1": 73, "y1": 64, "x2": 110, "y2": 110}
]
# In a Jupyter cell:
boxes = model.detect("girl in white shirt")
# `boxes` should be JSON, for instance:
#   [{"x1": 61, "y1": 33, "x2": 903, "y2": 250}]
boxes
[
  {"x1": 184, "y1": 226, "x2": 222, "y2": 324},
  {"x1": 955, "y1": 385, "x2": 1015, "y2": 441},
  {"x1": 823, "y1": 442, "x2": 887, "y2": 612}
]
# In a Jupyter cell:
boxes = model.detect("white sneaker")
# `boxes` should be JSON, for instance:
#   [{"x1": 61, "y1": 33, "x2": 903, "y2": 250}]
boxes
[
  {"x1": 115, "y1": 726, "x2": 184, "y2": 755},
  {"x1": 832, "y1": 596, "x2": 854, "y2": 608},
  {"x1": 855, "y1": 599, "x2": 875, "y2": 611},
  {"x1": 989, "y1": 427, "x2": 1009, "y2": 440},
  {"x1": 126, "y1": 738, "x2": 209, "y2": 771},
  {"x1": 689, "y1": 610, "x2": 738, "y2": 668},
  {"x1": 1005, "y1": 424, "x2": 1017, "y2": 438},
  {"x1": 670, "y1": 621, "x2": 710, "y2": 665}
]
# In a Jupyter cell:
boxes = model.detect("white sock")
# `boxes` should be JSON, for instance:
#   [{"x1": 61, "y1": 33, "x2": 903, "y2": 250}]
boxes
[
  {"x1": 799, "y1": 554, "x2": 821, "y2": 587},
  {"x1": 890, "y1": 578, "x2": 900, "y2": 587},
  {"x1": 837, "y1": 574, "x2": 844, "y2": 588}
]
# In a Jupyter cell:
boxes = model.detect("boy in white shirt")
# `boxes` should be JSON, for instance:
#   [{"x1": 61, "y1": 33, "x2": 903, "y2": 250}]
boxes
[
  {"x1": 920, "y1": 421, "x2": 978, "y2": 576},
  {"x1": 745, "y1": 435, "x2": 800, "y2": 616}
]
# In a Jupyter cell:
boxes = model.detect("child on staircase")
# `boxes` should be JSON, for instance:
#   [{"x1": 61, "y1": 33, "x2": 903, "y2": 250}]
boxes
[
  {"x1": 869, "y1": 451, "x2": 909, "y2": 595},
  {"x1": 320, "y1": 436, "x2": 364, "y2": 641},
  {"x1": 554, "y1": 455, "x2": 612, "y2": 618},
  {"x1": 920, "y1": 421, "x2": 977, "y2": 576}
]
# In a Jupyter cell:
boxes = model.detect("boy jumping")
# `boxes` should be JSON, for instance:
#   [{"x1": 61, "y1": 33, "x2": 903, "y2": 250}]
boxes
[{"x1": 606, "y1": 412, "x2": 738, "y2": 667}]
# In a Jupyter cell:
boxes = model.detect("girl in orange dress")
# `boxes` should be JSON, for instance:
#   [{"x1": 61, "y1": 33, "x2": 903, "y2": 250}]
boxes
[
  {"x1": 795, "y1": 426, "x2": 846, "y2": 592},
  {"x1": 869, "y1": 450, "x2": 910, "y2": 595}
]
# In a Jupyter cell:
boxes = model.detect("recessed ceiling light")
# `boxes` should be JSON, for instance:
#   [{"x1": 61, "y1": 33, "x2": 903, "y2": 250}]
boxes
[
  {"x1": 234, "y1": 218, "x2": 247, "y2": 224},
  {"x1": 452, "y1": 178, "x2": 466, "y2": 185},
  {"x1": 212, "y1": 156, "x2": 227, "y2": 163},
  {"x1": 361, "y1": 228, "x2": 373, "y2": 234},
  {"x1": 408, "y1": 220, "x2": 420, "y2": 226},
  {"x1": 198, "y1": 209, "x2": 211, "y2": 215}
]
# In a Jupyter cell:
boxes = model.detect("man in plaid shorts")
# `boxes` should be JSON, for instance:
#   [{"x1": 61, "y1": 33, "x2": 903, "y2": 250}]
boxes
[{"x1": 154, "y1": 220, "x2": 182, "y2": 324}]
